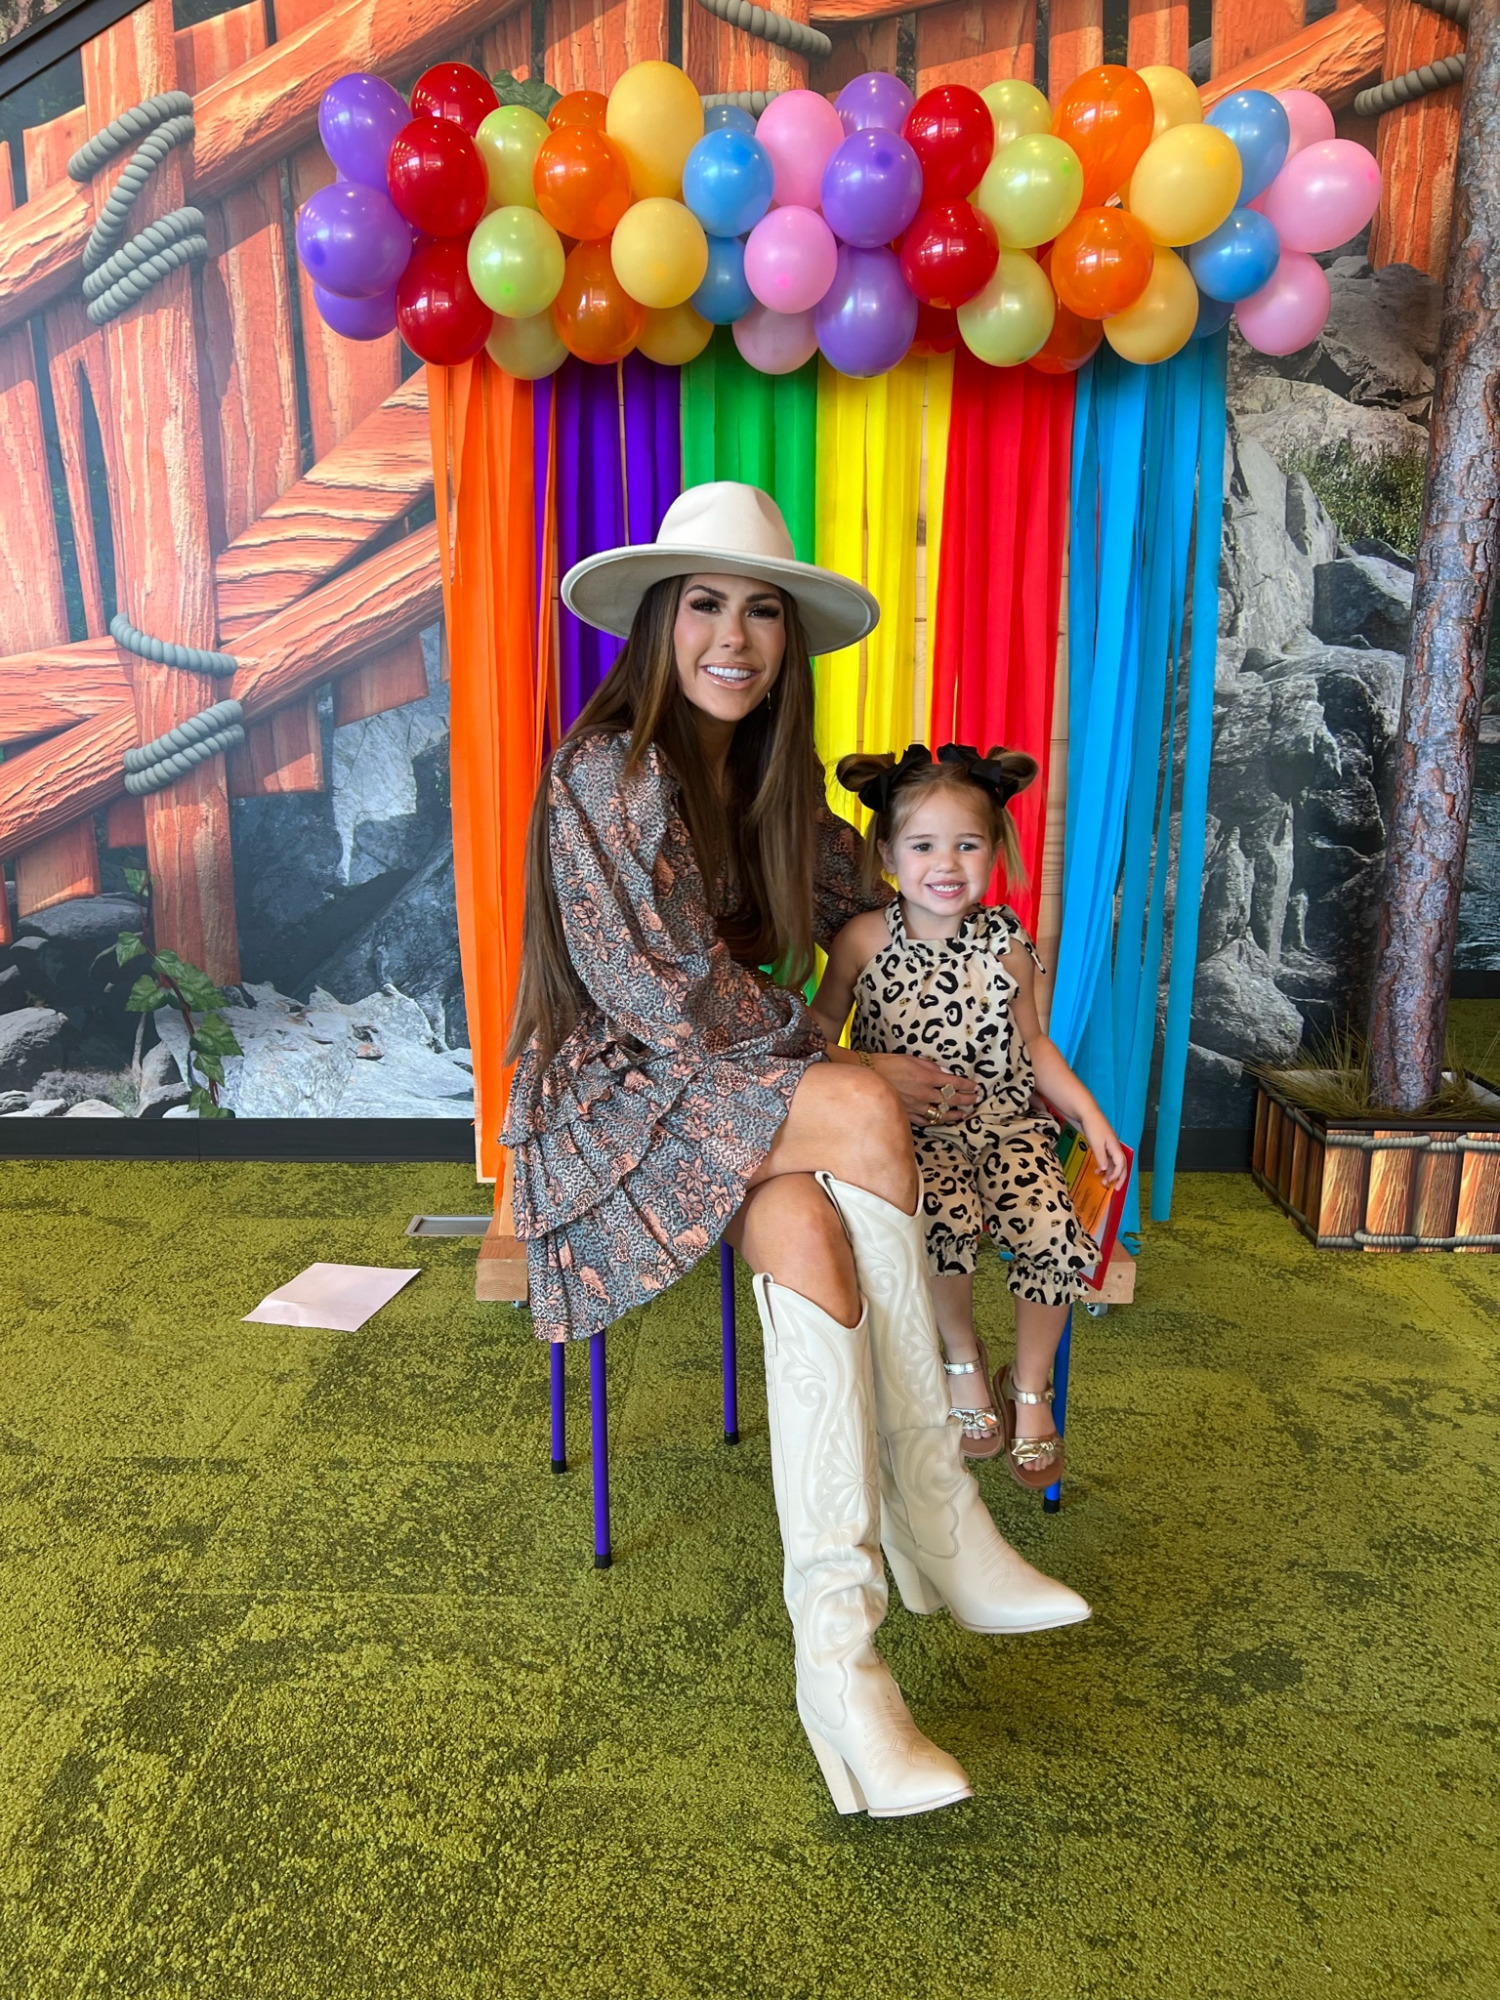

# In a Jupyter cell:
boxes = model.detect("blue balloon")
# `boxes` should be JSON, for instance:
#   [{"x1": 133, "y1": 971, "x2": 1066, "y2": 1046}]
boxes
[
  {"x1": 703, "y1": 102, "x2": 756, "y2": 136},
  {"x1": 1188, "y1": 206, "x2": 1281, "y2": 303},
  {"x1": 1193, "y1": 290, "x2": 1234, "y2": 339},
  {"x1": 1205, "y1": 89, "x2": 1291, "y2": 203},
  {"x1": 692, "y1": 234, "x2": 755, "y2": 325},
  {"x1": 682, "y1": 128, "x2": 775, "y2": 238}
]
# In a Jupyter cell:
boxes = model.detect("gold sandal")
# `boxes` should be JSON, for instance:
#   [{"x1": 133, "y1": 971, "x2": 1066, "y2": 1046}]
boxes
[
  {"x1": 997, "y1": 1366, "x2": 1066, "y2": 1491},
  {"x1": 943, "y1": 1336, "x2": 1008, "y2": 1461}
]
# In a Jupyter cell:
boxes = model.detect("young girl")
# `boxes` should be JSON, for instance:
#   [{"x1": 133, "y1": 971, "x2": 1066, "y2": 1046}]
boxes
[{"x1": 811, "y1": 743, "x2": 1130, "y2": 1488}]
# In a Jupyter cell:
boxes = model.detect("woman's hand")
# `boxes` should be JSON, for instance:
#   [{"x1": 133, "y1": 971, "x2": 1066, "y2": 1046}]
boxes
[
  {"x1": 868, "y1": 1052, "x2": 978, "y2": 1128},
  {"x1": 1082, "y1": 1112, "x2": 1131, "y2": 1189}
]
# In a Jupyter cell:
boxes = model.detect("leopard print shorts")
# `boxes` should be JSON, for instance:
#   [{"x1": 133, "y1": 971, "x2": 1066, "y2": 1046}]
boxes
[{"x1": 915, "y1": 1115, "x2": 1102, "y2": 1304}]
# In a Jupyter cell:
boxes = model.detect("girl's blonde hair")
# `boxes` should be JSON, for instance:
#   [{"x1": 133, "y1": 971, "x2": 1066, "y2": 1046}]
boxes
[{"x1": 835, "y1": 745, "x2": 1038, "y2": 898}]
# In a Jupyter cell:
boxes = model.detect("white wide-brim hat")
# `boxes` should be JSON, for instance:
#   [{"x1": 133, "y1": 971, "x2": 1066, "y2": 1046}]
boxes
[{"x1": 560, "y1": 481, "x2": 880, "y2": 656}]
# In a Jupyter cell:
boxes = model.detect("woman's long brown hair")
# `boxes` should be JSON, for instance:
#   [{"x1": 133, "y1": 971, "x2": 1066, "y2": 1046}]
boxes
[{"x1": 506, "y1": 575, "x2": 824, "y2": 1066}]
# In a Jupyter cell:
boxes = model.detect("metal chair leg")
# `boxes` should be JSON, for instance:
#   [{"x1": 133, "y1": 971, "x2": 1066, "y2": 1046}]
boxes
[
  {"x1": 550, "y1": 1339, "x2": 566, "y2": 1473},
  {"x1": 1043, "y1": 1310, "x2": 1072, "y2": 1514},
  {"x1": 590, "y1": 1330, "x2": 611, "y2": 1568},
  {"x1": 720, "y1": 1241, "x2": 739, "y2": 1445}
]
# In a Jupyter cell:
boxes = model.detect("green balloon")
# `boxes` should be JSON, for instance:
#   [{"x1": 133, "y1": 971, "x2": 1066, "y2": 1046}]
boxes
[
  {"x1": 976, "y1": 134, "x2": 1085, "y2": 251},
  {"x1": 957, "y1": 249, "x2": 1056, "y2": 367},
  {"x1": 981, "y1": 77, "x2": 1053, "y2": 152},
  {"x1": 476, "y1": 104, "x2": 550, "y2": 210},
  {"x1": 467, "y1": 206, "x2": 565, "y2": 318},
  {"x1": 487, "y1": 308, "x2": 567, "y2": 380}
]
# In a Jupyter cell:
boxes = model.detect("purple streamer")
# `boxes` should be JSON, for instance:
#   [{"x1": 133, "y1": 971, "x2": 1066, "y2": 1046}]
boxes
[{"x1": 555, "y1": 356, "x2": 683, "y2": 729}]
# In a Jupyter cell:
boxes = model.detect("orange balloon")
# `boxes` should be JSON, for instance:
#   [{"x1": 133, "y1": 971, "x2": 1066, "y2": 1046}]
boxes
[
  {"x1": 533, "y1": 125, "x2": 632, "y2": 240},
  {"x1": 552, "y1": 239, "x2": 645, "y2": 361},
  {"x1": 1049, "y1": 205, "x2": 1154, "y2": 319},
  {"x1": 549, "y1": 89, "x2": 608, "y2": 130},
  {"x1": 1028, "y1": 246, "x2": 1104, "y2": 371},
  {"x1": 1052, "y1": 65, "x2": 1154, "y2": 208}
]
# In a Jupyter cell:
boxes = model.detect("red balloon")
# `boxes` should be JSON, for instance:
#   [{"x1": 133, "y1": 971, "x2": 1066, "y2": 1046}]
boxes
[
  {"x1": 903, "y1": 85, "x2": 993, "y2": 203},
  {"x1": 911, "y1": 300, "x2": 959, "y2": 355},
  {"x1": 396, "y1": 238, "x2": 493, "y2": 363},
  {"x1": 387, "y1": 118, "x2": 487, "y2": 238},
  {"x1": 899, "y1": 202, "x2": 998, "y2": 309},
  {"x1": 549, "y1": 89, "x2": 608, "y2": 130},
  {"x1": 410, "y1": 62, "x2": 499, "y2": 137}
]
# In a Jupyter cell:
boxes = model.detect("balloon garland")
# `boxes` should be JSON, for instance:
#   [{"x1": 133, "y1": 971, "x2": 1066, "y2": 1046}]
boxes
[{"x1": 303, "y1": 58, "x2": 1382, "y2": 377}]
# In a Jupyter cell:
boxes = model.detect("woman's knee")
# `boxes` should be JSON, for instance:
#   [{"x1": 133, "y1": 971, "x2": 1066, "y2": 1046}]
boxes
[{"x1": 737, "y1": 1174, "x2": 860, "y2": 1324}]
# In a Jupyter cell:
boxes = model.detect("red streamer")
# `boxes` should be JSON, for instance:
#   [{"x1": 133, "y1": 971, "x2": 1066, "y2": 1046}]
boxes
[{"x1": 929, "y1": 349, "x2": 1076, "y2": 935}]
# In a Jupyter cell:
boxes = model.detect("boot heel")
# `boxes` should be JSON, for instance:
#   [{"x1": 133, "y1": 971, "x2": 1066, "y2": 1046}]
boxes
[
  {"x1": 800, "y1": 1720, "x2": 868, "y2": 1816},
  {"x1": 884, "y1": 1542, "x2": 948, "y2": 1616}
]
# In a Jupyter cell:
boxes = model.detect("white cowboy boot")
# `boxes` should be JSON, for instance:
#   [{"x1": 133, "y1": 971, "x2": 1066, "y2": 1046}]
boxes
[
  {"x1": 815, "y1": 1173, "x2": 1091, "y2": 1637},
  {"x1": 753, "y1": 1271, "x2": 972, "y2": 1819}
]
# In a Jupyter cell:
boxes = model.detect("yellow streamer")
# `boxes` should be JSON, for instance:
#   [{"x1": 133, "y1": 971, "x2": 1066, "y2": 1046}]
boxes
[
  {"x1": 923, "y1": 351, "x2": 953, "y2": 742},
  {"x1": 813, "y1": 354, "x2": 950, "y2": 827}
]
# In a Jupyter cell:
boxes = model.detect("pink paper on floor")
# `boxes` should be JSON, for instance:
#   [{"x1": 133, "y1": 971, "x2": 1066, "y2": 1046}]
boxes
[{"x1": 243, "y1": 1262, "x2": 421, "y2": 1333}]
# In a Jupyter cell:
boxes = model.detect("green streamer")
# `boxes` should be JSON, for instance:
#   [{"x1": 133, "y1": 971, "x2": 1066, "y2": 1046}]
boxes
[{"x1": 681, "y1": 328, "x2": 817, "y2": 561}]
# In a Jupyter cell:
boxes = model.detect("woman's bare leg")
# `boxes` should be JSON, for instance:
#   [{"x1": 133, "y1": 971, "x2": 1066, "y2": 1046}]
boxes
[{"x1": 725, "y1": 1065, "x2": 917, "y2": 1323}]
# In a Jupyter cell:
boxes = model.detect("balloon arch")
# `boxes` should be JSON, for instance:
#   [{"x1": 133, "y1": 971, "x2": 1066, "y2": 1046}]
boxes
[{"x1": 302, "y1": 59, "x2": 1381, "y2": 378}]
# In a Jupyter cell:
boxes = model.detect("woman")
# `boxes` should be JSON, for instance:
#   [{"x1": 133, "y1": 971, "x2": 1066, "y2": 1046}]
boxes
[{"x1": 503, "y1": 483, "x2": 1090, "y2": 1820}]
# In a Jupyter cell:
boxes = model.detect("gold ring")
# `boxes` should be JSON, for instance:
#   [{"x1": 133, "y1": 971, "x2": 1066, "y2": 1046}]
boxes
[{"x1": 927, "y1": 1102, "x2": 940, "y2": 1122}]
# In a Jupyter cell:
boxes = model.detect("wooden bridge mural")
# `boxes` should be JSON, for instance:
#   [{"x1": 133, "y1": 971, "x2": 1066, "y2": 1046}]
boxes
[{"x1": 0, "y1": 0, "x2": 1463, "y2": 988}]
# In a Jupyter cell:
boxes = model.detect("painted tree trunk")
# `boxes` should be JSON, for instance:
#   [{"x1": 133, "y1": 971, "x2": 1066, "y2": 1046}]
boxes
[{"x1": 1367, "y1": 0, "x2": 1500, "y2": 1111}]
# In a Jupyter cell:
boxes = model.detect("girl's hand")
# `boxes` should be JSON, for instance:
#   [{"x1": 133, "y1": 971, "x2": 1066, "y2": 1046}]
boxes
[
  {"x1": 1083, "y1": 1114, "x2": 1131, "y2": 1189},
  {"x1": 869, "y1": 1053, "x2": 978, "y2": 1128}
]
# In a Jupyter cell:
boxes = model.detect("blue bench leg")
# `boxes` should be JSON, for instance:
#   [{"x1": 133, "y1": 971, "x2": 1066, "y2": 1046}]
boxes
[
  {"x1": 590, "y1": 1330, "x2": 612, "y2": 1569},
  {"x1": 1043, "y1": 1310, "x2": 1072, "y2": 1513},
  {"x1": 550, "y1": 1340, "x2": 566, "y2": 1473},
  {"x1": 720, "y1": 1242, "x2": 739, "y2": 1445}
]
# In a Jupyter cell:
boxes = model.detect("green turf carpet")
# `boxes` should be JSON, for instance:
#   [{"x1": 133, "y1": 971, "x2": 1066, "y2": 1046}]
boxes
[{"x1": 0, "y1": 1156, "x2": 1496, "y2": 2000}]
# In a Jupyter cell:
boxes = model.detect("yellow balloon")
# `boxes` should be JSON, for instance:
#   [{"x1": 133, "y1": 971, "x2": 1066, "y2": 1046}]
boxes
[
  {"x1": 976, "y1": 133, "x2": 1083, "y2": 249},
  {"x1": 637, "y1": 300, "x2": 713, "y2": 365},
  {"x1": 610, "y1": 197, "x2": 708, "y2": 309},
  {"x1": 1127, "y1": 122, "x2": 1241, "y2": 245},
  {"x1": 487, "y1": 308, "x2": 568, "y2": 380},
  {"x1": 605, "y1": 60, "x2": 705, "y2": 199},
  {"x1": 1136, "y1": 65, "x2": 1203, "y2": 140},
  {"x1": 1102, "y1": 246, "x2": 1198, "y2": 364},
  {"x1": 475, "y1": 104, "x2": 550, "y2": 210},
  {"x1": 956, "y1": 249, "x2": 1055, "y2": 367},
  {"x1": 981, "y1": 78, "x2": 1053, "y2": 153}
]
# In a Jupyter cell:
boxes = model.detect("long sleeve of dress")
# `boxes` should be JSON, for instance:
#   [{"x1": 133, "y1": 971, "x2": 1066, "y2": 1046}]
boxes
[{"x1": 500, "y1": 733, "x2": 828, "y2": 1337}]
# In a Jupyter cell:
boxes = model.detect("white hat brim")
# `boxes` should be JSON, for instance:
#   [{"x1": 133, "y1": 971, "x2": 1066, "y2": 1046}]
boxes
[{"x1": 560, "y1": 542, "x2": 880, "y2": 657}]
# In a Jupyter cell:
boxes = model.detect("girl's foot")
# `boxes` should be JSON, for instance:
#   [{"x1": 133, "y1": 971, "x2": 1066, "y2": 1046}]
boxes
[
  {"x1": 942, "y1": 1335, "x2": 1007, "y2": 1460},
  {"x1": 997, "y1": 1366, "x2": 1066, "y2": 1491}
]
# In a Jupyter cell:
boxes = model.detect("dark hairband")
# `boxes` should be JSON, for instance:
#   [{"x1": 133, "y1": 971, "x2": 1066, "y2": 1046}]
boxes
[{"x1": 854, "y1": 742, "x2": 1026, "y2": 816}]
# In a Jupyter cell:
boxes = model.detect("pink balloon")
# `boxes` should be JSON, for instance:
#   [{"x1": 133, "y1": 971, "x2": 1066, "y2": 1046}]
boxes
[
  {"x1": 1275, "y1": 89, "x2": 1336, "y2": 162},
  {"x1": 1235, "y1": 249, "x2": 1331, "y2": 356},
  {"x1": 754, "y1": 88, "x2": 845, "y2": 209},
  {"x1": 1258, "y1": 138, "x2": 1382, "y2": 255},
  {"x1": 733, "y1": 302, "x2": 818, "y2": 375},
  {"x1": 744, "y1": 205, "x2": 839, "y2": 313}
]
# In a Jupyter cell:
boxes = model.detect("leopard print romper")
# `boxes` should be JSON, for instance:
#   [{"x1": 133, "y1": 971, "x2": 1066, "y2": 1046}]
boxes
[{"x1": 850, "y1": 900, "x2": 1102, "y2": 1304}]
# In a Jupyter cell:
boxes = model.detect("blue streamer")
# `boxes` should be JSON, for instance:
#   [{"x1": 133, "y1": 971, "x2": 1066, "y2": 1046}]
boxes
[{"x1": 1053, "y1": 332, "x2": 1228, "y2": 1226}]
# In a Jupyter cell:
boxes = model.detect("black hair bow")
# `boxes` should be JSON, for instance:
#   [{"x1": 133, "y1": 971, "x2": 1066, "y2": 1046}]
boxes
[
  {"x1": 853, "y1": 743, "x2": 933, "y2": 815},
  {"x1": 938, "y1": 743, "x2": 1027, "y2": 806}
]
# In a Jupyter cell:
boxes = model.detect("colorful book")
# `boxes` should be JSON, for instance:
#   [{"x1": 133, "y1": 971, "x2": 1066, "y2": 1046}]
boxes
[{"x1": 1050, "y1": 1119, "x2": 1134, "y2": 1292}]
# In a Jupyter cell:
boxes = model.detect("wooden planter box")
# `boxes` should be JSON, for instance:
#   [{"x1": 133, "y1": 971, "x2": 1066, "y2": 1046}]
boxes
[{"x1": 1252, "y1": 1077, "x2": 1500, "y2": 1251}]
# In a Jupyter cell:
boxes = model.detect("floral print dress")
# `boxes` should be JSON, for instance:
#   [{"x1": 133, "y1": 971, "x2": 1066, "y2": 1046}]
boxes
[{"x1": 500, "y1": 730, "x2": 890, "y2": 1342}]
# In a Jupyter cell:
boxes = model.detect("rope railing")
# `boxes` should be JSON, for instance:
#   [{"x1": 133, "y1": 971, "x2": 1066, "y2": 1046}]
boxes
[
  {"x1": 693, "y1": 0, "x2": 831, "y2": 62},
  {"x1": 67, "y1": 91, "x2": 207, "y2": 326},
  {"x1": 1354, "y1": 0, "x2": 1469, "y2": 118},
  {"x1": 123, "y1": 699, "x2": 246, "y2": 797}
]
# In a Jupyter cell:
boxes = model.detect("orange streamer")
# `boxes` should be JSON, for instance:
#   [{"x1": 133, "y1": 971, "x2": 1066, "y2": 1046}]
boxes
[{"x1": 430, "y1": 356, "x2": 540, "y2": 1186}]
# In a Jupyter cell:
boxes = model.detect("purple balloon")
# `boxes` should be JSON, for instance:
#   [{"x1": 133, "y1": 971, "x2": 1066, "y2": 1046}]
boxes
[
  {"x1": 821, "y1": 129, "x2": 923, "y2": 249},
  {"x1": 834, "y1": 70, "x2": 915, "y2": 136},
  {"x1": 295, "y1": 182, "x2": 411, "y2": 299},
  {"x1": 319, "y1": 72, "x2": 409, "y2": 191},
  {"x1": 814, "y1": 244, "x2": 917, "y2": 378},
  {"x1": 314, "y1": 281, "x2": 399, "y2": 340}
]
